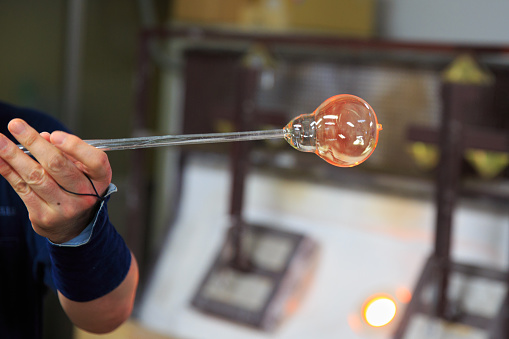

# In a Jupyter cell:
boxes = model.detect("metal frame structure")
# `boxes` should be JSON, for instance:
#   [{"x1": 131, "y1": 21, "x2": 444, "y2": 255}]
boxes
[
  {"x1": 399, "y1": 80, "x2": 509, "y2": 338},
  {"x1": 132, "y1": 27, "x2": 509, "y2": 335}
]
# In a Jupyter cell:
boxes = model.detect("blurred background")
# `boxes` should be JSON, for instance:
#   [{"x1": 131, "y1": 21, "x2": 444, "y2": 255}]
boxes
[{"x1": 2, "y1": 1, "x2": 509, "y2": 338}]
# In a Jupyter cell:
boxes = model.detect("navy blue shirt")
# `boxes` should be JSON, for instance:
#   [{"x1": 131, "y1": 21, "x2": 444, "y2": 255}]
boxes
[{"x1": 0, "y1": 102, "x2": 67, "y2": 338}]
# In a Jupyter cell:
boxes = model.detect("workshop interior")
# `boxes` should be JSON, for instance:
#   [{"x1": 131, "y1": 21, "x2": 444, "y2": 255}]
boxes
[{"x1": 2, "y1": 1, "x2": 509, "y2": 338}]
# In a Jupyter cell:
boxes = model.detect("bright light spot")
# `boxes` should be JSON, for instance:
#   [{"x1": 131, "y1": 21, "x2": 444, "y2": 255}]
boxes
[
  {"x1": 353, "y1": 136, "x2": 364, "y2": 146},
  {"x1": 324, "y1": 115, "x2": 339, "y2": 120},
  {"x1": 338, "y1": 134, "x2": 346, "y2": 139},
  {"x1": 363, "y1": 296, "x2": 397, "y2": 327},
  {"x1": 347, "y1": 121, "x2": 355, "y2": 127}
]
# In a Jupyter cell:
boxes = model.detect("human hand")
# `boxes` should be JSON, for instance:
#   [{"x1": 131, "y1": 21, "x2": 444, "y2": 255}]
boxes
[{"x1": 0, "y1": 119, "x2": 112, "y2": 243}]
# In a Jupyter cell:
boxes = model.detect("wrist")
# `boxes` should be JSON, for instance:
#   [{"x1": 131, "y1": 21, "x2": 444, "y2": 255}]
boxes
[
  {"x1": 47, "y1": 184, "x2": 130, "y2": 302},
  {"x1": 47, "y1": 184, "x2": 118, "y2": 246},
  {"x1": 47, "y1": 207, "x2": 96, "y2": 244}
]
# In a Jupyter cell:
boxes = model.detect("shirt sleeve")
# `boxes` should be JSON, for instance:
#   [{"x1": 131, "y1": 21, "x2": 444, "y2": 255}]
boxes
[{"x1": 50, "y1": 184, "x2": 118, "y2": 247}]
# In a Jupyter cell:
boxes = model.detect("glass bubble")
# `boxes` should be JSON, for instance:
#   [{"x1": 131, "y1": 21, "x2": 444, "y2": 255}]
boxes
[
  {"x1": 283, "y1": 94, "x2": 382, "y2": 167},
  {"x1": 19, "y1": 95, "x2": 381, "y2": 169}
]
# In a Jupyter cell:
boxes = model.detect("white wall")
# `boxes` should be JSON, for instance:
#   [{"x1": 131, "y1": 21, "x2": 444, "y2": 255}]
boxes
[{"x1": 380, "y1": 0, "x2": 509, "y2": 45}]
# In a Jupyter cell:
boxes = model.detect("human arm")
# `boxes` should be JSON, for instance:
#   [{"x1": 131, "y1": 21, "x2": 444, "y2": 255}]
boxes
[
  {"x1": 0, "y1": 119, "x2": 138, "y2": 333},
  {"x1": 58, "y1": 251, "x2": 138, "y2": 333}
]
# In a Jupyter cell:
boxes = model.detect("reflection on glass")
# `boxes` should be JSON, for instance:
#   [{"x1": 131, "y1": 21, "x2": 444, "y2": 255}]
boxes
[{"x1": 284, "y1": 94, "x2": 382, "y2": 167}]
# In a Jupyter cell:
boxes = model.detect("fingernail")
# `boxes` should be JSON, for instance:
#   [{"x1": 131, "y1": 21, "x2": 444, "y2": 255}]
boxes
[
  {"x1": 9, "y1": 120, "x2": 26, "y2": 135},
  {"x1": 51, "y1": 131, "x2": 66, "y2": 145}
]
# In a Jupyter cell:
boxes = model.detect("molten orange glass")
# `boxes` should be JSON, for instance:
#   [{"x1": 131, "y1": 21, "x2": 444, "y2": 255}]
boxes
[{"x1": 284, "y1": 94, "x2": 382, "y2": 167}]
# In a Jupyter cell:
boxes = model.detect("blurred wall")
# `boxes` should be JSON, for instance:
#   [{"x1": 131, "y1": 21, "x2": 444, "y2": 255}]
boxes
[
  {"x1": 0, "y1": 0, "x2": 65, "y2": 116},
  {"x1": 380, "y1": 0, "x2": 509, "y2": 44}
]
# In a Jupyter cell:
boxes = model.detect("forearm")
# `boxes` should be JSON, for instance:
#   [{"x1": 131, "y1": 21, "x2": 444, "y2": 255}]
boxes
[
  {"x1": 58, "y1": 252, "x2": 139, "y2": 334},
  {"x1": 47, "y1": 186, "x2": 139, "y2": 333}
]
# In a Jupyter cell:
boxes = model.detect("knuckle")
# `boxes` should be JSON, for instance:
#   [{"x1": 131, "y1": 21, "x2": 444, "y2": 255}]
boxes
[
  {"x1": 35, "y1": 213, "x2": 54, "y2": 228},
  {"x1": 0, "y1": 163, "x2": 12, "y2": 177},
  {"x1": 22, "y1": 131, "x2": 39, "y2": 147},
  {"x1": 2, "y1": 146, "x2": 18, "y2": 161},
  {"x1": 13, "y1": 178, "x2": 31, "y2": 196},
  {"x1": 26, "y1": 167, "x2": 46, "y2": 186},
  {"x1": 89, "y1": 151, "x2": 111, "y2": 177},
  {"x1": 47, "y1": 153, "x2": 67, "y2": 173},
  {"x1": 95, "y1": 152, "x2": 110, "y2": 169}
]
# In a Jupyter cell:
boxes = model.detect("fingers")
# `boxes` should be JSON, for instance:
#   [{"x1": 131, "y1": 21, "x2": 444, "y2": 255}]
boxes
[
  {"x1": 0, "y1": 119, "x2": 110, "y2": 242},
  {"x1": 0, "y1": 155, "x2": 36, "y2": 204},
  {"x1": 0, "y1": 134, "x2": 57, "y2": 206},
  {"x1": 8, "y1": 119, "x2": 88, "y2": 195},
  {"x1": 50, "y1": 131, "x2": 111, "y2": 183},
  {"x1": 4, "y1": 119, "x2": 111, "y2": 202},
  {"x1": 40, "y1": 131, "x2": 51, "y2": 142}
]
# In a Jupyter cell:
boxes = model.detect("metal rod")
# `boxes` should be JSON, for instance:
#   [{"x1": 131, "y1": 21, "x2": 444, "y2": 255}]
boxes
[{"x1": 18, "y1": 129, "x2": 285, "y2": 155}]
